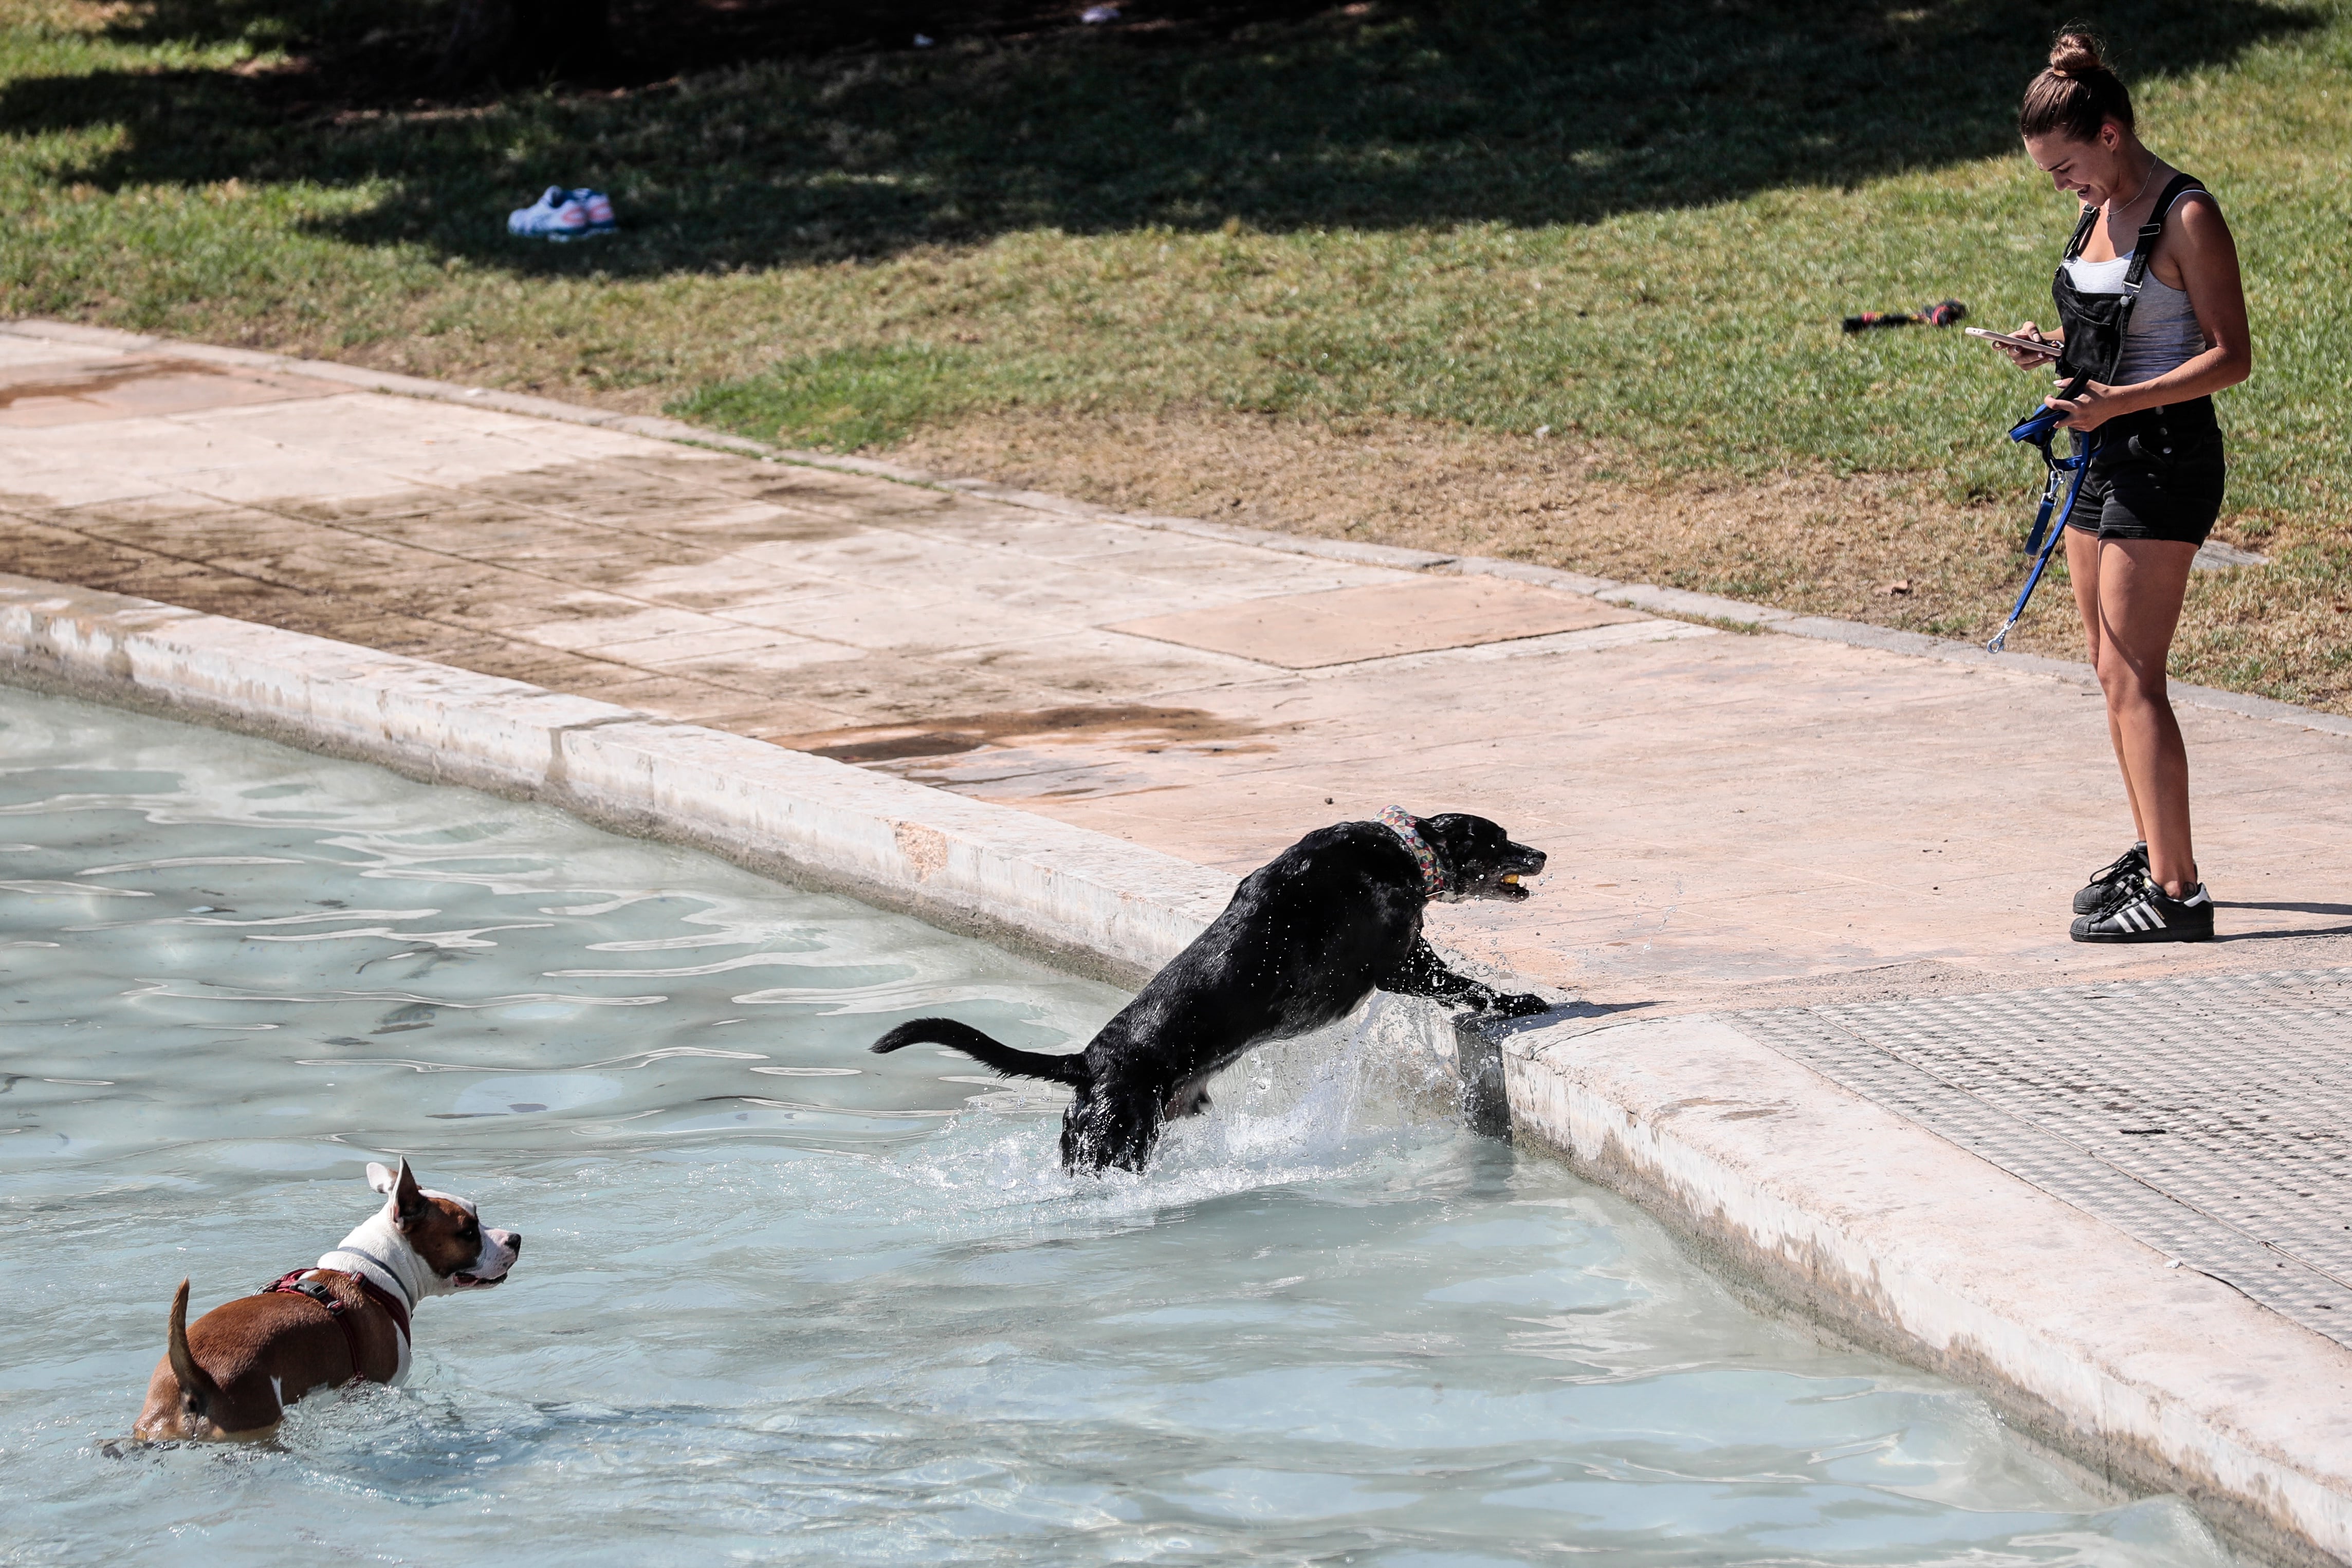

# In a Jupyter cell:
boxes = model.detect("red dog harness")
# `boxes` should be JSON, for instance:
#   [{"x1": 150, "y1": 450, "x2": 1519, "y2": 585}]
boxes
[{"x1": 260, "y1": 1269, "x2": 411, "y2": 1375}]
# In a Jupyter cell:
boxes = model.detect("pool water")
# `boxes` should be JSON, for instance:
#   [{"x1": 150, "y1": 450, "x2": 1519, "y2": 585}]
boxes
[{"x1": 0, "y1": 686, "x2": 2228, "y2": 1566}]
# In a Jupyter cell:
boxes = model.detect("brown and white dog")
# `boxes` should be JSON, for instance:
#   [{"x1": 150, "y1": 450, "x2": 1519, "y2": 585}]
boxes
[{"x1": 132, "y1": 1159, "x2": 521, "y2": 1441}]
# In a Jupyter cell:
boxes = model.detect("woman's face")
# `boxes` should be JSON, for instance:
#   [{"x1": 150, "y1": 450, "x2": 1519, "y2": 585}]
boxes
[{"x1": 2023, "y1": 122, "x2": 2135, "y2": 205}]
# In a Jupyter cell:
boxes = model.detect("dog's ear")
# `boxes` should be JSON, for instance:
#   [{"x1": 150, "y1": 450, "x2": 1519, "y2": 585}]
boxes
[{"x1": 374, "y1": 1158, "x2": 428, "y2": 1227}]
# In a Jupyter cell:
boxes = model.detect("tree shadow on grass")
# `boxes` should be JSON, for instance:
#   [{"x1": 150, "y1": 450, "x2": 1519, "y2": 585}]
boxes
[{"x1": 0, "y1": 0, "x2": 2323, "y2": 276}]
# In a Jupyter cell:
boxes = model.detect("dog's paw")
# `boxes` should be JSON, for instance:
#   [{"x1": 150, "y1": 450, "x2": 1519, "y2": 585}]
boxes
[{"x1": 1491, "y1": 992, "x2": 1553, "y2": 1019}]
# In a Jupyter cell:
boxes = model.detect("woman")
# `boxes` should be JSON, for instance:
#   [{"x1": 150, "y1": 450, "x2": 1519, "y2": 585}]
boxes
[{"x1": 2002, "y1": 31, "x2": 2251, "y2": 943}]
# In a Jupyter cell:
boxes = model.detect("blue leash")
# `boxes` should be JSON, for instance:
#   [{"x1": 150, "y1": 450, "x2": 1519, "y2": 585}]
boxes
[{"x1": 1987, "y1": 388, "x2": 2097, "y2": 654}]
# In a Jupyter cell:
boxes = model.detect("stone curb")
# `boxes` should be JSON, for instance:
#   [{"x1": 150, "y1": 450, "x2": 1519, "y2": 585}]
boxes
[
  {"x1": 1489, "y1": 1009, "x2": 2352, "y2": 1568},
  {"x1": 4, "y1": 567, "x2": 2348, "y2": 1564},
  {"x1": 0, "y1": 572, "x2": 1230, "y2": 988},
  {"x1": 8, "y1": 318, "x2": 2344, "y2": 741}
]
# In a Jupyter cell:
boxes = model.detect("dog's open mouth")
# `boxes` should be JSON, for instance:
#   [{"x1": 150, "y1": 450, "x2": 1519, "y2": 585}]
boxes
[
  {"x1": 1488, "y1": 873, "x2": 1532, "y2": 901},
  {"x1": 452, "y1": 1271, "x2": 505, "y2": 1289}
]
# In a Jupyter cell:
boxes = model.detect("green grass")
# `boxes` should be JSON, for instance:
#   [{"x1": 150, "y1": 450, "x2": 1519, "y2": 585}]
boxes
[
  {"x1": 4, "y1": 0, "x2": 2349, "y2": 701},
  {"x1": 672, "y1": 343, "x2": 981, "y2": 453}
]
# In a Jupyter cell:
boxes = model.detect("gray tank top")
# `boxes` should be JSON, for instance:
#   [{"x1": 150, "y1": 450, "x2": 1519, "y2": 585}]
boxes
[{"x1": 2060, "y1": 253, "x2": 2207, "y2": 385}]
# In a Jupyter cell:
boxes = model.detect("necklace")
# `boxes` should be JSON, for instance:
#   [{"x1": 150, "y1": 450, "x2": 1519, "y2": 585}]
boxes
[{"x1": 2107, "y1": 155, "x2": 2160, "y2": 217}]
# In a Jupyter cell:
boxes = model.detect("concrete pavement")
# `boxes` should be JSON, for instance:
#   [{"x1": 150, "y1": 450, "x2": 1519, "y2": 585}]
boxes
[{"x1": 4, "y1": 320, "x2": 2347, "y2": 1014}]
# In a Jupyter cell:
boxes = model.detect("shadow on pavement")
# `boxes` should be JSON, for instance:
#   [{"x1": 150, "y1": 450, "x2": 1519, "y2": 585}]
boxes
[
  {"x1": 2224, "y1": 901, "x2": 2352, "y2": 916},
  {"x1": 0, "y1": 0, "x2": 2321, "y2": 274},
  {"x1": 2215, "y1": 902, "x2": 2352, "y2": 942}
]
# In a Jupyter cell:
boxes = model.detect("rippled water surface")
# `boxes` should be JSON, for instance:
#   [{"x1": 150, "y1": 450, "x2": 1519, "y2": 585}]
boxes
[{"x1": 0, "y1": 686, "x2": 2228, "y2": 1566}]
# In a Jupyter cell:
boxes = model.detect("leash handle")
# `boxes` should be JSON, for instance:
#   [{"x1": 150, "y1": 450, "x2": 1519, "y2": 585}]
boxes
[
  {"x1": 1988, "y1": 434, "x2": 2097, "y2": 652},
  {"x1": 2006, "y1": 374, "x2": 2093, "y2": 448}
]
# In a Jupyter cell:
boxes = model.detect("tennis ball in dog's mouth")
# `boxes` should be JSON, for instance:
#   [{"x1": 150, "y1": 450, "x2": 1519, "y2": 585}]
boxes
[{"x1": 1501, "y1": 874, "x2": 1521, "y2": 885}]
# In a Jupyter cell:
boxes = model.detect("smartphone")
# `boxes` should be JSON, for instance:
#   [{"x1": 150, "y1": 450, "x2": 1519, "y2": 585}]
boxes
[{"x1": 1965, "y1": 326, "x2": 2063, "y2": 359}]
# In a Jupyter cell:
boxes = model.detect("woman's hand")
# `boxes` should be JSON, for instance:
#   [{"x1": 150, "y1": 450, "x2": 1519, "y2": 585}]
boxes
[
  {"x1": 2004, "y1": 321, "x2": 2060, "y2": 368},
  {"x1": 2044, "y1": 378, "x2": 2131, "y2": 432}
]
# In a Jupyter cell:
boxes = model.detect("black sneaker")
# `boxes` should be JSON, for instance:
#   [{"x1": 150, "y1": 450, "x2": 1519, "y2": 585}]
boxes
[
  {"x1": 2073, "y1": 841, "x2": 2149, "y2": 914},
  {"x1": 2070, "y1": 875, "x2": 2215, "y2": 943}
]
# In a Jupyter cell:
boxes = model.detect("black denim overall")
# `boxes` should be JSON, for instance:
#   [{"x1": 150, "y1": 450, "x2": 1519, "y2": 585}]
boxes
[{"x1": 2052, "y1": 172, "x2": 2225, "y2": 544}]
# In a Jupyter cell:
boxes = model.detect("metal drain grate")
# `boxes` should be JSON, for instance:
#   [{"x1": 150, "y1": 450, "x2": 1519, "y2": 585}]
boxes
[{"x1": 1735, "y1": 968, "x2": 2352, "y2": 1346}]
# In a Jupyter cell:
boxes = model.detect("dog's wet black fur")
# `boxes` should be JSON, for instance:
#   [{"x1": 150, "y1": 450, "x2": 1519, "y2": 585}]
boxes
[{"x1": 871, "y1": 811, "x2": 1549, "y2": 1172}]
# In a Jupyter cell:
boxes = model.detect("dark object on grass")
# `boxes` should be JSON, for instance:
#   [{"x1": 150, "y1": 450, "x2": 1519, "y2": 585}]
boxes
[
  {"x1": 1842, "y1": 300, "x2": 1967, "y2": 334},
  {"x1": 871, "y1": 809, "x2": 1550, "y2": 1172}
]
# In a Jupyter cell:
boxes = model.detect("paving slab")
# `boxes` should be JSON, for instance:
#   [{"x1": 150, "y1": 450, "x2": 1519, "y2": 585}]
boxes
[
  {"x1": 5, "y1": 320, "x2": 2352, "y2": 1562},
  {"x1": 1108, "y1": 575, "x2": 1643, "y2": 666}
]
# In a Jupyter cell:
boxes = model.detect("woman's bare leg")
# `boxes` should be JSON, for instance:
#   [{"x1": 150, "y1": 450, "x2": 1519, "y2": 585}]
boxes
[
  {"x1": 2090, "y1": 538, "x2": 2200, "y2": 893},
  {"x1": 2065, "y1": 526, "x2": 2146, "y2": 842}
]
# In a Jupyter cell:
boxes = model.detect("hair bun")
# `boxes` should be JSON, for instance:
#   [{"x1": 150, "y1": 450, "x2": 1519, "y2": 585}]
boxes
[
  {"x1": 2020, "y1": 27, "x2": 2132, "y2": 139},
  {"x1": 2048, "y1": 31, "x2": 2104, "y2": 78}
]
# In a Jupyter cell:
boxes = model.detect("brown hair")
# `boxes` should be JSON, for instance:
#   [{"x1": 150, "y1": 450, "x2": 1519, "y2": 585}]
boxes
[{"x1": 2018, "y1": 29, "x2": 2134, "y2": 142}]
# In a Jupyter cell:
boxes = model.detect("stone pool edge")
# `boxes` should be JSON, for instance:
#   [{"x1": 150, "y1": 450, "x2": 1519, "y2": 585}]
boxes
[
  {"x1": 5, "y1": 570, "x2": 2347, "y2": 1567},
  {"x1": 1480, "y1": 1010, "x2": 2352, "y2": 1568},
  {"x1": 0, "y1": 571, "x2": 1230, "y2": 990}
]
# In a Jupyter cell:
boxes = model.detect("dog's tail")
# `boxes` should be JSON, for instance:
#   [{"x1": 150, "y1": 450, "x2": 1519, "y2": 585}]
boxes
[
  {"x1": 871, "y1": 1018, "x2": 1090, "y2": 1087},
  {"x1": 166, "y1": 1280, "x2": 216, "y2": 1420}
]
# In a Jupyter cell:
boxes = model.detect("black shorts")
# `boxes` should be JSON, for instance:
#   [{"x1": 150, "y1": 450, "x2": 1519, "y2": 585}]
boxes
[{"x1": 2064, "y1": 397, "x2": 2226, "y2": 546}]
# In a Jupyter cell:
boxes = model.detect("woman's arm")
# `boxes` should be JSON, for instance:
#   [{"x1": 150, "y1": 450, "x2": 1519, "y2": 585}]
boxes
[{"x1": 2049, "y1": 194, "x2": 2252, "y2": 430}]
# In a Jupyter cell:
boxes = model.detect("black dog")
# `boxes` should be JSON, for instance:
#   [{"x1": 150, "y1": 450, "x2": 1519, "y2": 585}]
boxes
[{"x1": 871, "y1": 809, "x2": 1549, "y2": 1173}]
